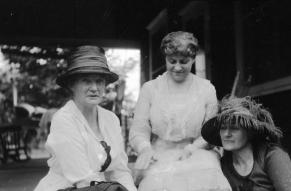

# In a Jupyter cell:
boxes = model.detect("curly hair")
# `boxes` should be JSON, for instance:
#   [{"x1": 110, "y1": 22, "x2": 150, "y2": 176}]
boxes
[{"x1": 160, "y1": 31, "x2": 199, "y2": 58}]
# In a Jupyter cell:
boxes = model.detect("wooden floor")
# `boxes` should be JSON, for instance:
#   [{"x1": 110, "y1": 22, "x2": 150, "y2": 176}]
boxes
[
  {"x1": 0, "y1": 148, "x2": 137, "y2": 191},
  {"x1": 0, "y1": 148, "x2": 49, "y2": 191}
]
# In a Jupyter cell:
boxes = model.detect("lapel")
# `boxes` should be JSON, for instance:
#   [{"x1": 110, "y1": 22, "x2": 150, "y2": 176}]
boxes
[
  {"x1": 97, "y1": 106, "x2": 118, "y2": 158},
  {"x1": 67, "y1": 100, "x2": 118, "y2": 158},
  {"x1": 66, "y1": 100, "x2": 89, "y2": 135},
  {"x1": 97, "y1": 106, "x2": 110, "y2": 143},
  {"x1": 65, "y1": 100, "x2": 102, "y2": 146},
  {"x1": 67, "y1": 100, "x2": 102, "y2": 139}
]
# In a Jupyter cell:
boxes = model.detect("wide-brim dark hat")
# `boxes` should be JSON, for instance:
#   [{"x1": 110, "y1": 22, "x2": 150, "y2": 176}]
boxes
[
  {"x1": 56, "y1": 45, "x2": 118, "y2": 88},
  {"x1": 201, "y1": 96, "x2": 283, "y2": 146},
  {"x1": 201, "y1": 117, "x2": 223, "y2": 146}
]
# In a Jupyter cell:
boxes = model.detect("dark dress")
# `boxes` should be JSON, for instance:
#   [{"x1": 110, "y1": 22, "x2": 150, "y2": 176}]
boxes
[{"x1": 221, "y1": 144, "x2": 291, "y2": 191}]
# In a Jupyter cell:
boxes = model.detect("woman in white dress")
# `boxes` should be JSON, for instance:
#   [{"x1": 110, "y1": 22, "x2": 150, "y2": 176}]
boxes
[
  {"x1": 34, "y1": 46, "x2": 137, "y2": 191},
  {"x1": 129, "y1": 31, "x2": 231, "y2": 191}
]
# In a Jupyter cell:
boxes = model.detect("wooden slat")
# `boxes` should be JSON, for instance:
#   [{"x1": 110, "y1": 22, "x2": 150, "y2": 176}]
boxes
[
  {"x1": 246, "y1": 75, "x2": 291, "y2": 97},
  {"x1": 152, "y1": 65, "x2": 166, "y2": 76}
]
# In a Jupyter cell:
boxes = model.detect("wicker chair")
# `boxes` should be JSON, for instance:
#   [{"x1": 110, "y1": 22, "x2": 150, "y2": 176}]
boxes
[{"x1": 0, "y1": 124, "x2": 30, "y2": 163}]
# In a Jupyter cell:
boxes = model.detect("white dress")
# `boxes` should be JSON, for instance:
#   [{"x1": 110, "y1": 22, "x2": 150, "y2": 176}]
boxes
[
  {"x1": 129, "y1": 72, "x2": 231, "y2": 191},
  {"x1": 34, "y1": 100, "x2": 137, "y2": 191}
]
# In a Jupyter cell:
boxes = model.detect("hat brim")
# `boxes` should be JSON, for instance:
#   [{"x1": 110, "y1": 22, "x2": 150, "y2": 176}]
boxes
[
  {"x1": 56, "y1": 69, "x2": 119, "y2": 88},
  {"x1": 201, "y1": 117, "x2": 222, "y2": 146},
  {"x1": 201, "y1": 116, "x2": 283, "y2": 147}
]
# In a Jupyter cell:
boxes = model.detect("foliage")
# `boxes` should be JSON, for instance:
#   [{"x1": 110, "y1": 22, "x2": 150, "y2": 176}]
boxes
[
  {"x1": 0, "y1": 46, "x2": 140, "y2": 117},
  {"x1": 106, "y1": 48, "x2": 140, "y2": 114},
  {"x1": 0, "y1": 45, "x2": 69, "y2": 109}
]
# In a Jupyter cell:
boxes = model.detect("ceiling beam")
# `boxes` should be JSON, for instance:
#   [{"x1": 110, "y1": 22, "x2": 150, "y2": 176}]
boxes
[
  {"x1": 0, "y1": 36, "x2": 141, "y2": 49},
  {"x1": 246, "y1": 75, "x2": 291, "y2": 97}
]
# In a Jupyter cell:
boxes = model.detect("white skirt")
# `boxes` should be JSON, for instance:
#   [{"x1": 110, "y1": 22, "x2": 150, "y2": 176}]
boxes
[{"x1": 138, "y1": 140, "x2": 231, "y2": 191}]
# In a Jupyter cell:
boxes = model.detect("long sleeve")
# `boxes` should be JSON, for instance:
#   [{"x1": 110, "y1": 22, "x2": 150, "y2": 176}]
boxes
[
  {"x1": 185, "y1": 82, "x2": 218, "y2": 152},
  {"x1": 47, "y1": 113, "x2": 103, "y2": 188},
  {"x1": 265, "y1": 147, "x2": 291, "y2": 191},
  {"x1": 129, "y1": 82, "x2": 153, "y2": 153},
  {"x1": 204, "y1": 83, "x2": 218, "y2": 122}
]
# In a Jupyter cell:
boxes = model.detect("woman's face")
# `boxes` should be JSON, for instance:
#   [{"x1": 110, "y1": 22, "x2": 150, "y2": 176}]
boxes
[
  {"x1": 165, "y1": 55, "x2": 195, "y2": 83},
  {"x1": 70, "y1": 74, "x2": 106, "y2": 107},
  {"x1": 219, "y1": 124, "x2": 250, "y2": 152}
]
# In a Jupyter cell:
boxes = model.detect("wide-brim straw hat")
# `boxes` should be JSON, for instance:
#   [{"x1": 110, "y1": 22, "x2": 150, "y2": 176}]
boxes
[
  {"x1": 56, "y1": 45, "x2": 118, "y2": 88},
  {"x1": 201, "y1": 96, "x2": 283, "y2": 146}
]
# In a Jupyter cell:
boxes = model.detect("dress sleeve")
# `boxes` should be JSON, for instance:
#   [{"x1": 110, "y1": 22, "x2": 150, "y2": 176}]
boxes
[
  {"x1": 265, "y1": 146, "x2": 291, "y2": 191},
  {"x1": 47, "y1": 113, "x2": 102, "y2": 188},
  {"x1": 204, "y1": 83, "x2": 218, "y2": 122},
  {"x1": 184, "y1": 82, "x2": 219, "y2": 152},
  {"x1": 129, "y1": 82, "x2": 153, "y2": 153},
  {"x1": 105, "y1": 116, "x2": 137, "y2": 191}
]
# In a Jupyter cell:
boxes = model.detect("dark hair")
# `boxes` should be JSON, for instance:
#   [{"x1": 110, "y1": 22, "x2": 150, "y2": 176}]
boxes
[{"x1": 160, "y1": 31, "x2": 199, "y2": 58}]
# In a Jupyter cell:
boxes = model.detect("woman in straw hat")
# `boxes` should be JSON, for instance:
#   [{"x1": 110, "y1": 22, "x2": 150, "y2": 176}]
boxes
[
  {"x1": 201, "y1": 96, "x2": 291, "y2": 191},
  {"x1": 34, "y1": 46, "x2": 137, "y2": 191},
  {"x1": 129, "y1": 31, "x2": 231, "y2": 191}
]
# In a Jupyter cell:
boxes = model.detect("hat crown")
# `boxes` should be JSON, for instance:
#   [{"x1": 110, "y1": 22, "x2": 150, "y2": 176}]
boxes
[
  {"x1": 219, "y1": 97, "x2": 269, "y2": 121},
  {"x1": 67, "y1": 45, "x2": 109, "y2": 72},
  {"x1": 56, "y1": 45, "x2": 118, "y2": 87},
  {"x1": 219, "y1": 97, "x2": 256, "y2": 118}
]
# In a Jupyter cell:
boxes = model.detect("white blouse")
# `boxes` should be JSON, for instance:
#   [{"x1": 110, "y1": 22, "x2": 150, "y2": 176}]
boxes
[
  {"x1": 34, "y1": 100, "x2": 137, "y2": 191},
  {"x1": 129, "y1": 72, "x2": 217, "y2": 153}
]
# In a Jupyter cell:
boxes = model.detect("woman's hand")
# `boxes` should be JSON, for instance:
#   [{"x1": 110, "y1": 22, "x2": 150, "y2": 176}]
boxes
[
  {"x1": 178, "y1": 149, "x2": 192, "y2": 161},
  {"x1": 178, "y1": 137, "x2": 209, "y2": 161},
  {"x1": 191, "y1": 137, "x2": 208, "y2": 149},
  {"x1": 134, "y1": 147, "x2": 154, "y2": 170}
]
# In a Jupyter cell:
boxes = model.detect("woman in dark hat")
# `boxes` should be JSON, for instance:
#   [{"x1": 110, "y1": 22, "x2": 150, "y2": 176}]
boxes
[
  {"x1": 34, "y1": 46, "x2": 137, "y2": 191},
  {"x1": 202, "y1": 96, "x2": 291, "y2": 191},
  {"x1": 129, "y1": 31, "x2": 231, "y2": 191}
]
